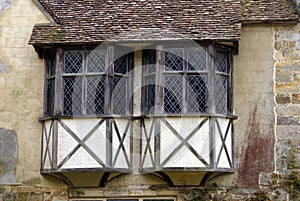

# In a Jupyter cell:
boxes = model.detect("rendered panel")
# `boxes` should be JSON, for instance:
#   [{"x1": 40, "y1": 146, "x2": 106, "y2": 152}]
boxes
[
  {"x1": 62, "y1": 146, "x2": 101, "y2": 169},
  {"x1": 161, "y1": 117, "x2": 209, "y2": 168},
  {"x1": 215, "y1": 118, "x2": 232, "y2": 168},
  {"x1": 164, "y1": 146, "x2": 206, "y2": 168},
  {"x1": 85, "y1": 121, "x2": 107, "y2": 166},
  {"x1": 57, "y1": 121, "x2": 79, "y2": 166},
  {"x1": 160, "y1": 120, "x2": 181, "y2": 164},
  {"x1": 188, "y1": 118, "x2": 210, "y2": 166},
  {"x1": 62, "y1": 119, "x2": 100, "y2": 140},
  {"x1": 141, "y1": 118, "x2": 155, "y2": 168},
  {"x1": 43, "y1": 120, "x2": 53, "y2": 169},
  {"x1": 112, "y1": 119, "x2": 131, "y2": 169}
]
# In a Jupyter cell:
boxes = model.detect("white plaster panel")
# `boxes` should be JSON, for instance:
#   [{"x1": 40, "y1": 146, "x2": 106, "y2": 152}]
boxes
[
  {"x1": 43, "y1": 120, "x2": 53, "y2": 169},
  {"x1": 112, "y1": 118, "x2": 131, "y2": 169},
  {"x1": 85, "y1": 121, "x2": 107, "y2": 165},
  {"x1": 62, "y1": 119, "x2": 100, "y2": 140},
  {"x1": 161, "y1": 117, "x2": 209, "y2": 168},
  {"x1": 62, "y1": 146, "x2": 101, "y2": 169},
  {"x1": 215, "y1": 118, "x2": 232, "y2": 168},
  {"x1": 140, "y1": 118, "x2": 155, "y2": 168},
  {"x1": 57, "y1": 121, "x2": 78, "y2": 166}
]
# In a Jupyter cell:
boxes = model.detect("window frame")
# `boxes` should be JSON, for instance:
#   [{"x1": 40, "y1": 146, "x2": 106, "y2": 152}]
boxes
[
  {"x1": 43, "y1": 46, "x2": 134, "y2": 118},
  {"x1": 141, "y1": 43, "x2": 234, "y2": 117}
]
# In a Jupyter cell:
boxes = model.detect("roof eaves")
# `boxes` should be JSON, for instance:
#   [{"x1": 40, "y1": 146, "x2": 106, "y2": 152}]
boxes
[{"x1": 240, "y1": 17, "x2": 299, "y2": 24}]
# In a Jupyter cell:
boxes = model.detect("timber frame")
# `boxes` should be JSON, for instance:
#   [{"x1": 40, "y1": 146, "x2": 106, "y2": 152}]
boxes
[{"x1": 39, "y1": 41, "x2": 237, "y2": 185}]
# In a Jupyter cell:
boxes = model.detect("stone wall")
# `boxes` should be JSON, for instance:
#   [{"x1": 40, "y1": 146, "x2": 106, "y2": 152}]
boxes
[
  {"x1": 0, "y1": 0, "x2": 63, "y2": 187},
  {"x1": 232, "y1": 24, "x2": 276, "y2": 187},
  {"x1": 274, "y1": 23, "x2": 300, "y2": 172}
]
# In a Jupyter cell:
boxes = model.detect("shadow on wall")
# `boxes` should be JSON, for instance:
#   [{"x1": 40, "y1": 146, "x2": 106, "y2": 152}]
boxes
[{"x1": 0, "y1": 128, "x2": 18, "y2": 184}]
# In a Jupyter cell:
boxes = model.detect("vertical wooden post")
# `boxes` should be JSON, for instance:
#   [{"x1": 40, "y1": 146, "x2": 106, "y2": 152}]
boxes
[
  {"x1": 54, "y1": 48, "x2": 63, "y2": 116},
  {"x1": 208, "y1": 44, "x2": 216, "y2": 169},
  {"x1": 105, "y1": 46, "x2": 114, "y2": 115},
  {"x1": 52, "y1": 48, "x2": 63, "y2": 170},
  {"x1": 155, "y1": 45, "x2": 163, "y2": 170},
  {"x1": 105, "y1": 46, "x2": 114, "y2": 168},
  {"x1": 52, "y1": 119, "x2": 58, "y2": 170}
]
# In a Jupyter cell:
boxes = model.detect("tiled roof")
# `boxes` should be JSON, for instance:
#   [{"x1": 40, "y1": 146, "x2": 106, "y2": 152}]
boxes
[
  {"x1": 29, "y1": 0, "x2": 298, "y2": 46},
  {"x1": 241, "y1": 0, "x2": 298, "y2": 21}
]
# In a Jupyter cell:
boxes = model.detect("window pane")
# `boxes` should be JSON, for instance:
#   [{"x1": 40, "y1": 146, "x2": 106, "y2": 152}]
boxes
[
  {"x1": 115, "y1": 49, "x2": 129, "y2": 74},
  {"x1": 164, "y1": 75, "x2": 182, "y2": 113},
  {"x1": 187, "y1": 47, "x2": 206, "y2": 71},
  {"x1": 216, "y1": 49, "x2": 228, "y2": 73},
  {"x1": 164, "y1": 48, "x2": 184, "y2": 71},
  {"x1": 46, "y1": 51, "x2": 56, "y2": 76},
  {"x1": 113, "y1": 77, "x2": 127, "y2": 115},
  {"x1": 64, "y1": 51, "x2": 83, "y2": 73},
  {"x1": 86, "y1": 49, "x2": 106, "y2": 73},
  {"x1": 146, "y1": 49, "x2": 156, "y2": 74},
  {"x1": 215, "y1": 75, "x2": 228, "y2": 114},
  {"x1": 46, "y1": 79, "x2": 55, "y2": 116},
  {"x1": 63, "y1": 77, "x2": 82, "y2": 116},
  {"x1": 86, "y1": 76, "x2": 105, "y2": 115},
  {"x1": 187, "y1": 75, "x2": 208, "y2": 113},
  {"x1": 145, "y1": 75, "x2": 156, "y2": 114}
]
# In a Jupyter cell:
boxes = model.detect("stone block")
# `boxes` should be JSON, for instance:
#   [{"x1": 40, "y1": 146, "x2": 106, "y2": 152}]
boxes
[
  {"x1": 276, "y1": 71, "x2": 293, "y2": 82},
  {"x1": 275, "y1": 94, "x2": 291, "y2": 104},
  {"x1": 276, "y1": 82, "x2": 299, "y2": 94},
  {"x1": 292, "y1": 93, "x2": 300, "y2": 104},
  {"x1": 276, "y1": 105, "x2": 300, "y2": 115},
  {"x1": 294, "y1": 71, "x2": 300, "y2": 81},
  {"x1": 277, "y1": 116, "x2": 300, "y2": 125}
]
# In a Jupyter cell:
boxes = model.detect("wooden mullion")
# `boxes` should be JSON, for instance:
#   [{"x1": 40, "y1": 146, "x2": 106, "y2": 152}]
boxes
[
  {"x1": 154, "y1": 45, "x2": 163, "y2": 170},
  {"x1": 182, "y1": 47, "x2": 188, "y2": 114},
  {"x1": 141, "y1": 50, "x2": 147, "y2": 115},
  {"x1": 127, "y1": 52, "x2": 134, "y2": 116},
  {"x1": 82, "y1": 50, "x2": 87, "y2": 115},
  {"x1": 228, "y1": 49, "x2": 234, "y2": 115},
  {"x1": 156, "y1": 45, "x2": 163, "y2": 114},
  {"x1": 208, "y1": 44, "x2": 215, "y2": 114},
  {"x1": 208, "y1": 44, "x2": 217, "y2": 169},
  {"x1": 105, "y1": 46, "x2": 114, "y2": 115},
  {"x1": 52, "y1": 119, "x2": 58, "y2": 169},
  {"x1": 54, "y1": 48, "x2": 63, "y2": 116},
  {"x1": 43, "y1": 51, "x2": 49, "y2": 116}
]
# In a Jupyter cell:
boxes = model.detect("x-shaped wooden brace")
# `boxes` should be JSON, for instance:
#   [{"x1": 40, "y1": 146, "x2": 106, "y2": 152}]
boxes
[
  {"x1": 112, "y1": 119, "x2": 131, "y2": 168},
  {"x1": 215, "y1": 119, "x2": 233, "y2": 168},
  {"x1": 42, "y1": 120, "x2": 54, "y2": 169},
  {"x1": 140, "y1": 119, "x2": 155, "y2": 168},
  {"x1": 160, "y1": 118, "x2": 209, "y2": 168},
  {"x1": 57, "y1": 119, "x2": 106, "y2": 169}
]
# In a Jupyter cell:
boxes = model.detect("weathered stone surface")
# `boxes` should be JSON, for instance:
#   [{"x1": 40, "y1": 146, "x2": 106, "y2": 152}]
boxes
[
  {"x1": 276, "y1": 71, "x2": 293, "y2": 82},
  {"x1": 0, "y1": 0, "x2": 13, "y2": 13},
  {"x1": 0, "y1": 60, "x2": 11, "y2": 74},
  {"x1": 276, "y1": 94, "x2": 291, "y2": 104},
  {"x1": 276, "y1": 140, "x2": 292, "y2": 171},
  {"x1": 292, "y1": 93, "x2": 300, "y2": 104},
  {"x1": 0, "y1": 128, "x2": 18, "y2": 184},
  {"x1": 276, "y1": 105, "x2": 300, "y2": 116},
  {"x1": 277, "y1": 116, "x2": 300, "y2": 125}
]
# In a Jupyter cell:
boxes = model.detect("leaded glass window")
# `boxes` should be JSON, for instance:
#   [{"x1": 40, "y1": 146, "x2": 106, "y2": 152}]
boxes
[
  {"x1": 44, "y1": 50, "x2": 56, "y2": 116},
  {"x1": 44, "y1": 47, "x2": 133, "y2": 117},
  {"x1": 142, "y1": 44, "x2": 232, "y2": 116}
]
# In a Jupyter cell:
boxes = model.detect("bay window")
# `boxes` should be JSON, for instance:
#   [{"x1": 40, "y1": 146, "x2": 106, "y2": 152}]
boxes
[{"x1": 40, "y1": 42, "x2": 235, "y2": 174}]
